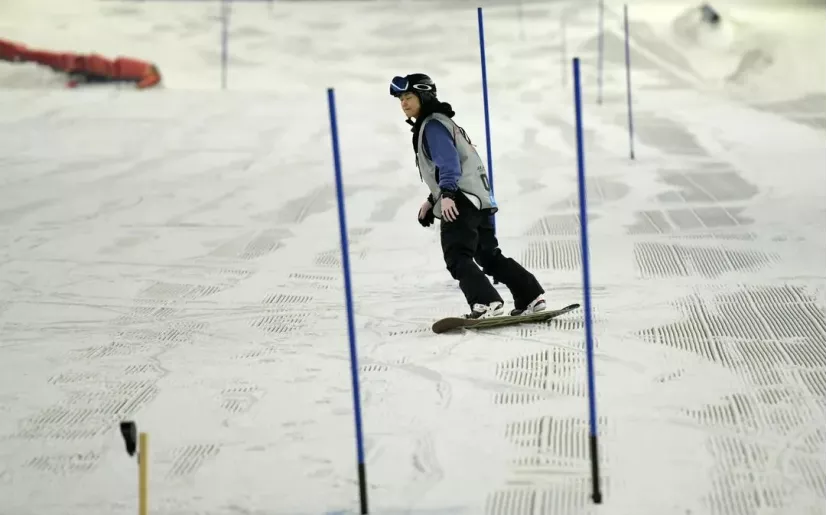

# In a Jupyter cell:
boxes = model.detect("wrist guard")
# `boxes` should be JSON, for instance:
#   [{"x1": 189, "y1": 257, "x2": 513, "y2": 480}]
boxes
[{"x1": 440, "y1": 189, "x2": 457, "y2": 200}]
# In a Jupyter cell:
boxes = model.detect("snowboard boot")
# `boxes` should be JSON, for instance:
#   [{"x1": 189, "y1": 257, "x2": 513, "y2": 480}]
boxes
[
  {"x1": 464, "y1": 301, "x2": 504, "y2": 319},
  {"x1": 510, "y1": 295, "x2": 546, "y2": 316}
]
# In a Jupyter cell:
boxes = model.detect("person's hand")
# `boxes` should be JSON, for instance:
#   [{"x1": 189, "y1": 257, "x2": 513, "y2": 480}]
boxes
[
  {"x1": 441, "y1": 196, "x2": 459, "y2": 222},
  {"x1": 418, "y1": 199, "x2": 435, "y2": 227}
]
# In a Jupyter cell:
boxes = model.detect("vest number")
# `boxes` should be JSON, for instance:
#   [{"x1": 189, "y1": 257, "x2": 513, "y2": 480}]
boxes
[{"x1": 480, "y1": 173, "x2": 491, "y2": 191}]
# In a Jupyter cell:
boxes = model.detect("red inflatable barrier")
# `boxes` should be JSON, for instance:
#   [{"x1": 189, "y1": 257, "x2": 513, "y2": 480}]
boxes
[{"x1": 0, "y1": 38, "x2": 161, "y2": 89}]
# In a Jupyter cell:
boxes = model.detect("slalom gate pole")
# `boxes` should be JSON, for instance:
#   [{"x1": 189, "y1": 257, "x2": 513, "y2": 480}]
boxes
[
  {"x1": 623, "y1": 4, "x2": 636, "y2": 160},
  {"x1": 476, "y1": 7, "x2": 496, "y2": 231},
  {"x1": 597, "y1": 0, "x2": 604, "y2": 105},
  {"x1": 326, "y1": 88, "x2": 369, "y2": 515},
  {"x1": 572, "y1": 57, "x2": 603, "y2": 505}
]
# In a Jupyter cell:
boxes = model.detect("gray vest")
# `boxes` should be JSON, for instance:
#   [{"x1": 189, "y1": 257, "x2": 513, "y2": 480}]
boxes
[{"x1": 416, "y1": 113, "x2": 498, "y2": 218}]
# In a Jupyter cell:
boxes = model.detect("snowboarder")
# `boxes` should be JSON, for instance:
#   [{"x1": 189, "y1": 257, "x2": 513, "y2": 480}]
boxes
[{"x1": 389, "y1": 73, "x2": 547, "y2": 319}]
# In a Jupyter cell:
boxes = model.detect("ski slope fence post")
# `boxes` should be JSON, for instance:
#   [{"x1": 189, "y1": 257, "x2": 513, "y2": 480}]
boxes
[
  {"x1": 572, "y1": 57, "x2": 603, "y2": 505},
  {"x1": 597, "y1": 0, "x2": 604, "y2": 105},
  {"x1": 220, "y1": 0, "x2": 229, "y2": 90},
  {"x1": 476, "y1": 7, "x2": 496, "y2": 231},
  {"x1": 138, "y1": 432, "x2": 148, "y2": 515},
  {"x1": 623, "y1": 4, "x2": 636, "y2": 160},
  {"x1": 326, "y1": 87, "x2": 369, "y2": 515},
  {"x1": 119, "y1": 421, "x2": 149, "y2": 515}
]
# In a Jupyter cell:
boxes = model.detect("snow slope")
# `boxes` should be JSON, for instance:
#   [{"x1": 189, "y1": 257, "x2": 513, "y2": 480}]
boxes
[{"x1": 0, "y1": 1, "x2": 824, "y2": 515}]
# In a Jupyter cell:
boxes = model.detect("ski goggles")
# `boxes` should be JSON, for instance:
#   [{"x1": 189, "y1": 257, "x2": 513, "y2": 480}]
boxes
[{"x1": 389, "y1": 76, "x2": 435, "y2": 97}]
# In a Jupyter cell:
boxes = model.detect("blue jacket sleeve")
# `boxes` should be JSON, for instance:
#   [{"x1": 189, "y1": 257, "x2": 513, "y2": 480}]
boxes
[{"x1": 423, "y1": 121, "x2": 461, "y2": 192}]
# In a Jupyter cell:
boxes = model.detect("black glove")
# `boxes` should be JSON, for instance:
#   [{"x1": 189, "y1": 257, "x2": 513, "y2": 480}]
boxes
[{"x1": 419, "y1": 206, "x2": 435, "y2": 227}]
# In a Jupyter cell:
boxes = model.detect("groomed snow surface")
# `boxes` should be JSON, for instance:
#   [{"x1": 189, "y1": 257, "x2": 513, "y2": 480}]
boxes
[{"x1": 0, "y1": 0, "x2": 824, "y2": 514}]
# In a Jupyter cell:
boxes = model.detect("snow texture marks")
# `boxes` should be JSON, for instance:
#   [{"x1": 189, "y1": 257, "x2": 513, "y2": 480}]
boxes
[
  {"x1": 167, "y1": 444, "x2": 221, "y2": 479},
  {"x1": 661, "y1": 170, "x2": 760, "y2": 203},
  {"x1": 640, "y1": 284, "x2": 825, "y2": 513},
  {"x1": 496, "y1": 349, "x2": 588, "y2": 398},
  {"x1": 627, "y1": 206, "x2": 753, "y2": 234},
  {"x1": 547, "y1": 177, "x2": 630, "y2": 210},
  {"x1": 25, "y1": 451, "x2": 101, "y2": 476},
  {"x1": 14, "y1": 380, "x2": 159, "y2": 440},
  {"x1": 521, "y1": 240, "x2": 582, "y2": 270},
  {"x1": 208, "y1": 229, "x2": 288, "y2": 261},
  {"x1": 633, "y1": 242, "x2": 779, "y2": 278},
  {"x1": 631, "y1": 114, "x2": 711, "y2": 156}
]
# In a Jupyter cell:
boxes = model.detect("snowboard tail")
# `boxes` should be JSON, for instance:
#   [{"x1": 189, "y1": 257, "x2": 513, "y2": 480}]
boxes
[{"x1": 432, "y1": 303, "x2": 581, "y2": 334}]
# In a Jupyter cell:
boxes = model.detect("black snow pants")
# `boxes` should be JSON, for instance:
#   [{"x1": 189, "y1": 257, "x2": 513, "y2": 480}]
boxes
[{"x1": 440, "y1": 193, "x2": 544, "y2": 309}]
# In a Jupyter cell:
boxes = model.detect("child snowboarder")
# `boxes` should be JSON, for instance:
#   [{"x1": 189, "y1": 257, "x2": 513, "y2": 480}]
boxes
[{"x1": 390, "y1": 73, "x2": 547, "y2": 319}]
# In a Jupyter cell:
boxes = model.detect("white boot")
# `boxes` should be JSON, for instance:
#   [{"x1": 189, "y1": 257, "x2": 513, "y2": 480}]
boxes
[
  {"x1": 464, "y1": 301, "x2": 504, "y2": 319},
  {"x1": 510, "y1": 295, "x2": 546, "y2": 316}
]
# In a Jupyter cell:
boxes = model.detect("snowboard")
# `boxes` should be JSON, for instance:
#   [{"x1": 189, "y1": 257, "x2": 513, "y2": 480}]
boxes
[{"x1": 432, "y1": 303, "x2": 581, "y2": 334}]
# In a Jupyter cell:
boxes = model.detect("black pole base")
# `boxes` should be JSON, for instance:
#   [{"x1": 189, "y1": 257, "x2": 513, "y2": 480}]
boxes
[
  {"x1": 589, "y1": 434, "x2": 603, "y2": 504},
  {"x1": 358, "y1": 462, "x2": 369, "y2": 514}
]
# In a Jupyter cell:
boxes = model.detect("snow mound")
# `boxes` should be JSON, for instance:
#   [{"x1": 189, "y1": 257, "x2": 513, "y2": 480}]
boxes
[
  {"x1": 667, "y1": 2, "x2": 824, "y2": 100},
  {"x1": 671, "y1": 4, "x2": 771, "y2": 82}
]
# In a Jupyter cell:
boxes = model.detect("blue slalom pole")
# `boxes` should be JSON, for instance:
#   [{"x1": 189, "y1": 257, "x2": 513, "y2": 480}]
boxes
[
  {"x1": 623, "y1": 4, "x2": 636, "y2": 160},
  {"x1": 220, "y1": 0, "x2": 229, "y2": 90},
  {"x1": 326, "y1": 88, "x2": 369, "y2": 515},
  {"x1": 597, "y1": 0, "x2": 604, "y2": 105},
  {"x1": 477, "y1": 7, "x2": 495, "y2": 229},
  {"x1": 572, "y1": 58, "x2": 602, "y2": 505}
]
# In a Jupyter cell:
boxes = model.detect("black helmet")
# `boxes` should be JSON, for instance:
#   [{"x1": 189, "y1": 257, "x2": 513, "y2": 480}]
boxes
[{"x1": 389, "y1": 73, "x2": 437, "y2": 103}]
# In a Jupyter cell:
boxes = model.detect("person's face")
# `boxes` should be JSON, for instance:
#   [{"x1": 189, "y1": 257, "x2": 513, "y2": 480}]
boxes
[{"x1": 399, "y1": 92, "x2": 421, "y2": 119}]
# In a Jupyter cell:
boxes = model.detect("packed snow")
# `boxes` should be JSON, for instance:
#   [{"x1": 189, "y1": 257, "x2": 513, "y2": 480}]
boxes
[{"x1": 0, "y1": 0, "x2": 824, "y2": 514}]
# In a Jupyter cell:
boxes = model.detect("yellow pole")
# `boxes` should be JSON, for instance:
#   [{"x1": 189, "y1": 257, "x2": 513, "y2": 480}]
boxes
[{"x1": 138, "y1": 432, "x2": 148, "y2": 515}]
